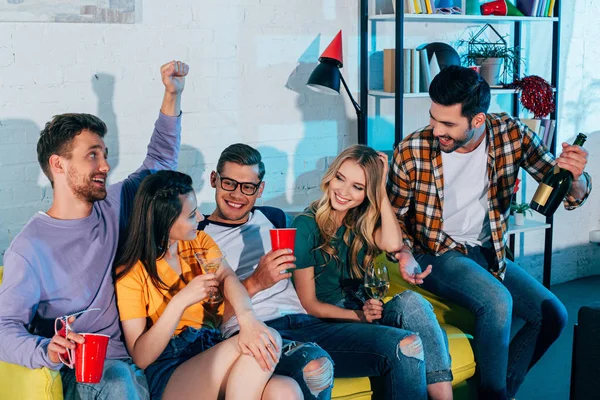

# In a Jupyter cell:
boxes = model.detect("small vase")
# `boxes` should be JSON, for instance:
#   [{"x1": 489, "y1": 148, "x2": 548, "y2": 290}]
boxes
[
  {"x1": 475, "y1": 57, "x2": 504, "y2": 86},
  {"x1": 514, "y1": 212, "x2": 525, "y2": 226}
]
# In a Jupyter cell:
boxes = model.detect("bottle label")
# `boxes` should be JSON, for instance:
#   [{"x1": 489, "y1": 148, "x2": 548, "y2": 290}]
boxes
[{"x1": 533, "y1": 183, "x2": 553, "y2": 206}]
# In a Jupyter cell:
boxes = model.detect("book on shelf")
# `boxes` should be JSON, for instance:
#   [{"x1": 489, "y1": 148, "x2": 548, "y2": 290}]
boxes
[
  {"x1": 383, "y1": 49, "x2": 395, "y2": 93},
  {"x1": 521, "y1": 118, "x2": 555, "y2": 148},
  {"x1": 403, "y1": 49, "x2": 412, "y2": 93},
  {"x1": 516, "y1": 0, "x2": 554, "y2": 16},
  {"x1": 382, "y1": 47, "x2": 442, "y2": 94}
]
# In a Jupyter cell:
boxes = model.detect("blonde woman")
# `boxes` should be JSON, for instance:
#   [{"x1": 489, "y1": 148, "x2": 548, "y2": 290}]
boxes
[{"x1": 292, "y1": 145, "x2": 453, "y2": 400}]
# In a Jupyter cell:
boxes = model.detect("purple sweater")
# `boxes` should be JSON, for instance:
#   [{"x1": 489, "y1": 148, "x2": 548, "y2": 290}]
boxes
[{"x1": 0, "y1": 112, "x2": 181, "y2": 370}]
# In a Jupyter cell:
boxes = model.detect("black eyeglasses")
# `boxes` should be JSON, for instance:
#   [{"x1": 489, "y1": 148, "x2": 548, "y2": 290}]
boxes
[{"x1": 216, "y1": 172, "x2": 262, "y2": 195}]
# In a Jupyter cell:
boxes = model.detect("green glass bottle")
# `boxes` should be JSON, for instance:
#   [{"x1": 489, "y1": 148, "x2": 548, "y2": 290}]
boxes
[{"x1": 530, "y1": 133, "x2": 587, "y2": 216}]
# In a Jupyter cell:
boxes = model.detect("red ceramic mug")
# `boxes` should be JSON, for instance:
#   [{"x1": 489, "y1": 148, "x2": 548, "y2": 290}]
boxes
[
  {"x1": 269, "y1": 228, "x2": 297, "y2": 254},
  {"x1": 74, "y1": 333, "x2": 110, "y2": 384}
]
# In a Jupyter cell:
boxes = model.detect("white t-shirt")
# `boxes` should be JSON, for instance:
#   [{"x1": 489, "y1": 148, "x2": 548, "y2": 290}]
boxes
[
  {"x1": 441, "y1": 138, "x2": 492, "y2": 247},
  {"x1": 199, "y1": 208, "x2": 306, "y2": 337}
]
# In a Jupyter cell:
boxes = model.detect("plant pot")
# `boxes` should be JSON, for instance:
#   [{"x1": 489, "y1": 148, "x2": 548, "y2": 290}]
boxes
[
  {"x1": 514, "y1": 212, "x2": 525, "y2": 226},
  {"x1": 475, "y1": 57, "x2": 504, "y2": 86}
]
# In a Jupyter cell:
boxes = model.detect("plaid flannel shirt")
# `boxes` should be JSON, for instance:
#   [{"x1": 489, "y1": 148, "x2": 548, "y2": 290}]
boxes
[{"x1": 388, "y1": 113, "x2": 592, "y2": 281}]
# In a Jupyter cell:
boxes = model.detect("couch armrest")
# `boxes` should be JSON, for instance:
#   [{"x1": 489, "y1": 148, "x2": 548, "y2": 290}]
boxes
[
  {"x1": 0, "y1": 358, "x2": 63, "y2": 400},
  {"x1": 0, "y1": 266, "x2": 63, "y2": 399}
]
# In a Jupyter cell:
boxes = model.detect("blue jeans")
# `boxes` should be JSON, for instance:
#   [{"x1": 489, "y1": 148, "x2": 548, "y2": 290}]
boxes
[
  {"x1": 380, "y1": 291, "x2": 453, "y2": 384},
  {"x1": 416, "y1": 246, "x2": 568, "y2": 399},
  {"x1": 267, "y1": 313, "x2": 427, "y2": 400},
  {"x1": 61, "y1": 358, "x2": 149, "y2": 400},
  {"x1": 145, "y1": 327, "x2": 222, "y2": 399},
  {"x1": 337, "y1": 288, "x2": 453, "y2": 385}
]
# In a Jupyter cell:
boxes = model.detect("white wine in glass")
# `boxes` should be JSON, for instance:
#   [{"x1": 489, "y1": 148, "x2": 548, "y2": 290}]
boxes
[
  {"x1": 364, "y1": 263, "x2": 390, "y2": 301},
  {"x1": 194, "y1": 250, "x2": 226, "y2": 304}
]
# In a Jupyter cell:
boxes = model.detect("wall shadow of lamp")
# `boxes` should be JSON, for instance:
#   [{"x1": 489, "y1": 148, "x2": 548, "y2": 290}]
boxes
[{"x1": 306, "y1": 30, "x2": 365, "y2": 143}]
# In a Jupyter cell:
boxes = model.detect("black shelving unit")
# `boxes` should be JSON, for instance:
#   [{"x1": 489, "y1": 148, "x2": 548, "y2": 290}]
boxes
[{"x1": 358, "y1": 1, "x2": 561, "y2": 288}]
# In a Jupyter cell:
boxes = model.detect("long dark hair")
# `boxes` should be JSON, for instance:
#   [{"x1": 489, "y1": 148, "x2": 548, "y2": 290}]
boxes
[{"x1": 115, "y1": 170, "x2": 194, "y2": 290}]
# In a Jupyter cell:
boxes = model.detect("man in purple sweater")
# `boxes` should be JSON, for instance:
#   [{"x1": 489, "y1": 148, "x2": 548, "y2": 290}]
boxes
[{"x1": 0, "y1": 60, "x2": 188, "y2": 399}]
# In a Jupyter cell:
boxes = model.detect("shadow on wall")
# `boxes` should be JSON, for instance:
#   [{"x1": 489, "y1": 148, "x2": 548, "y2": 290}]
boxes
[
  {"x1": 178, "y1": 143, "x2": 208, "y2": 197},
  {"x1": 0, "y1": 119, "x2": 47, "y2": 260},
  {"x1": 259, "y1": 34, "x2": 356, "y2": 212},
  {"x1": 0, "y1": 74, "x2": 120, "y2": 261}
]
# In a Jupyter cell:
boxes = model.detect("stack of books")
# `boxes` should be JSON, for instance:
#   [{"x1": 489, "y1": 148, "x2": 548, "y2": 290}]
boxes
[
  {"x1": 516, "y1": 0, "x2": 556, "y2": 17},
  {"x1": 521, "y1": 118, "x2": 556, "y2": 148},
  {"x1": 383, "y1": 48, "x2": 442, "y2": 94}
]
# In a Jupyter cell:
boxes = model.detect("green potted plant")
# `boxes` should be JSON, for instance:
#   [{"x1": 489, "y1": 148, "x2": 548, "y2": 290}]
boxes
[
  {"x1": 510, "y1": 201, "x2": 533, "y2": 226},
  {"x1": 457, "y1": 24, "x2": 524, "y2": 86}
]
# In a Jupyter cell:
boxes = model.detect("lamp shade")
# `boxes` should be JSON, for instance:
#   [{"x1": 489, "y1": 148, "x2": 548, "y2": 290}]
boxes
[
  {"x1": 307, "y1": 61, "x2": 340, "y2": 95},
  {"x1": 319, "y1": 30, "x2": 343, "y2": 67}
]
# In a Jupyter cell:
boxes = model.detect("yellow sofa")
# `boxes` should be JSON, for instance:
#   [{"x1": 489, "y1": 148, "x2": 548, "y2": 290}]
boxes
[{"x1": 0, "y1": 257, "x2": 476, "y2": 399}]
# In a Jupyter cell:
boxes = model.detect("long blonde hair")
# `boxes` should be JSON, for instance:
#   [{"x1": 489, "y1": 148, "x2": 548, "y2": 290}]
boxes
[{"x1": 308, "y1": 145, "x2": 385, "y2": 279}]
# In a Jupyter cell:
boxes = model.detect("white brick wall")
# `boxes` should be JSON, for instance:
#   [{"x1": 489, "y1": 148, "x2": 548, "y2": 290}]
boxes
[
  {"x1": 0, "y1": 0, "x2": 359, "y2": 260},
  {"x1": 0, "y1": 0, "x2": 598, "y2": 284}
]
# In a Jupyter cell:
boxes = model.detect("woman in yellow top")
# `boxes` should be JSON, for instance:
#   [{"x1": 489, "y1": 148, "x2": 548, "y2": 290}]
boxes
[{"x1": 115, "y1": 170, "x2": 296, "y2": 400}]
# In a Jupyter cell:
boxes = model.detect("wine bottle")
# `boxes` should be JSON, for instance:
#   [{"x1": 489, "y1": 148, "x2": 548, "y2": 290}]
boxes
[{"x1": 530, "y1": 133, "x2": 587, "y2": 216}]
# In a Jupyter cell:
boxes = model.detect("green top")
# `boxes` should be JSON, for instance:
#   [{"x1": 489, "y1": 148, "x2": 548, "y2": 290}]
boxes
[{"x1": 292, "y1": 210, "x2": 365, "y2": 305}]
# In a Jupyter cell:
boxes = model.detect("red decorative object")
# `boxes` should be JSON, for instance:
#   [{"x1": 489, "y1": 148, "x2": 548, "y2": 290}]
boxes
[
  {"x1": 508, "y1": 75, "x2": 555, "y2": 119},
  {"x1": 319, "y1": 30, "x2": 343, "y2": 67},
  {"x1": 480, "y1": 0, "x2": 508, "y2": 16},
  {"x1": 513, "y1": 178, "x2": 521, "y2": 194}
]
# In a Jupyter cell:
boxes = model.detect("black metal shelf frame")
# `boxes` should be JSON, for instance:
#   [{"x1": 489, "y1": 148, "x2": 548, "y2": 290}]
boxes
[{"x1": 358, "y1": 2, "x2": 561, "y2": 288}]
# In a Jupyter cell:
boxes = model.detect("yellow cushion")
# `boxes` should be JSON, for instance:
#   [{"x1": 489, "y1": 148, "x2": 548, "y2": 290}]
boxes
[
  {"x1": 0, "y1": 266, "x2": 64, "y2": 400},
  {"x1": 330, "y1": 255, "x2": 476, "y2": 399}
]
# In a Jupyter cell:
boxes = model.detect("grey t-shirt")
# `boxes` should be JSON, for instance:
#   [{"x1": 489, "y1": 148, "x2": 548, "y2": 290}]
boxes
[{"x1": 199, "y1": 207, "x2": 306, "y2": 337}]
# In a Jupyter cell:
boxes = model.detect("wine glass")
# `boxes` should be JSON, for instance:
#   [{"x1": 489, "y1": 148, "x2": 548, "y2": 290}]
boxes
[
  {"x1": 194, "y1": 249, "x2": 226, "y2": 304},
  {"x1": 364, "y1": 262, "x2": 390, "y2": 301}
]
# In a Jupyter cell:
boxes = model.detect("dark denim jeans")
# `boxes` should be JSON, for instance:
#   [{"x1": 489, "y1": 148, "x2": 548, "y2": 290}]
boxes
[
  {"x1": 145, "y1": 327, "x2": 222, "y2": 399},
  {"x1": 416, "y1": 246, "x2": 567, "y2": 399},
  {"x1": 267, "y1": 313, "x2": 428, "y2": 400}
]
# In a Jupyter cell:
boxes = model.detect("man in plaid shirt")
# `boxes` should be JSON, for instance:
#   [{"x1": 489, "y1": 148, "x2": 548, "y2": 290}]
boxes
[{"x1": 388, "y1": 66, "x2": 591, "y2": 399}]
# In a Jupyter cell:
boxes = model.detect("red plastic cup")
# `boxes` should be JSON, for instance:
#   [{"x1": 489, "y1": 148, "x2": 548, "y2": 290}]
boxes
[
  {"x1": 74, "y1": 333, "x2": 110, "y2": 384},
  {"x1": 269, "y1": 228, "x2": 297, "y2": 254}
]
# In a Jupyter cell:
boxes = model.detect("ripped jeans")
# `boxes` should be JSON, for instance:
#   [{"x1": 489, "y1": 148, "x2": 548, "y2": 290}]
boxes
[
  {"x1": 267, "y1": 313, "x2": 428, "y2": 400},
  {"x1": 338, "y1": 289, "x2": 453, "y2": 385}
]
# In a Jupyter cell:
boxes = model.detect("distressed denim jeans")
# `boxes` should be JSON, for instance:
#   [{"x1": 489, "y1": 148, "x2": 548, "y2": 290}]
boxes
[
  {"x1": 267, "y1": 313, "x2": 428, "y2": 399},
  {"x1": 416, "y1": 246, "x2": 567, "y2": 399}
]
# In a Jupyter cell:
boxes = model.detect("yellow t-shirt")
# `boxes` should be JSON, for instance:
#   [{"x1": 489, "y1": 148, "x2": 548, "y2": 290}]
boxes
[{"x1": 116, "y1": 231, "x2": 223, "y2": 335}]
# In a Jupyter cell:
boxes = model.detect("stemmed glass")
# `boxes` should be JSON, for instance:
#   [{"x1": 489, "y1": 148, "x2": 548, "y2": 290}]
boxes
[
  {"x1": 194, "y1": 249, "x2": 226, "y2": 304},
  {"x1": 364, "y1": 262, "x2": 390, "y2": 301}
]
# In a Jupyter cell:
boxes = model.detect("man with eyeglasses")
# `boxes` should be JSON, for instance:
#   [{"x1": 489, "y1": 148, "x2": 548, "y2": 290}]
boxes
[{"x1": 199, "y1": 143, "x2": 433, "y2": 400}]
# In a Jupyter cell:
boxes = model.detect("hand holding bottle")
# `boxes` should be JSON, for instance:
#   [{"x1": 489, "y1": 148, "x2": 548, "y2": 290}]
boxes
[{"x1": 556, "y1": 141, "x2": 588, "y2": 181}]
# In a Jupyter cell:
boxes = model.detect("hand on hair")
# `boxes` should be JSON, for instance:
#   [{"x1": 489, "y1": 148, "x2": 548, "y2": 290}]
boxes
[
  {"x1": 377, "y1": 151, "x2": 390, "y2": 190},
  {"x1": 161, "y1": 60, "x2": 189, "y2": 95}
]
